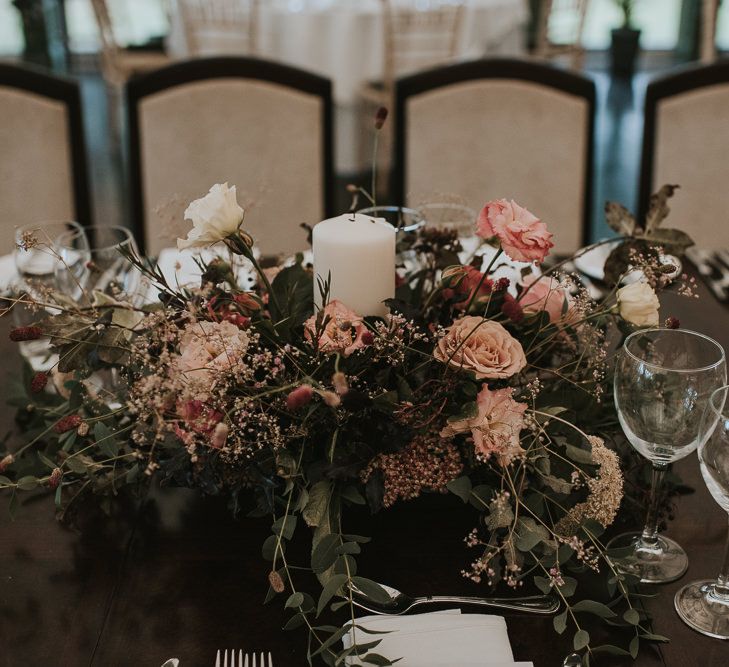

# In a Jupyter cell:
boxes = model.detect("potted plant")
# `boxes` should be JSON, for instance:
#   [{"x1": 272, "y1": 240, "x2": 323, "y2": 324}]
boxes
[{"x1": 610, "y1": 0, "x2": 641, "y2": 75}]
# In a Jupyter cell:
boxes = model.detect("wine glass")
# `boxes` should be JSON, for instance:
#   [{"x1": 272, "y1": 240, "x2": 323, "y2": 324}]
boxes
[
  {"x1": 611, "y1": 328, "x2": 726, "y2": 583},
  {"x1": 54, "y1": 225, "x2": 142, "y2": 304},
  {"x1": 675, "y1": 384, "x2": 729, "y2": 638},
  {"x1": 12, "y1": 221, "x2": 89, "y2": 370}
]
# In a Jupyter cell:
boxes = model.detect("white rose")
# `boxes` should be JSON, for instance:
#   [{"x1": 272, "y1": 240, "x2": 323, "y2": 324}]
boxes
[
  {"x1": 617, "y1": 281, "x2": 660, "y2": 326},
  {"x1": 177, "y1": 183, "x2": 244, "y2": 250}
]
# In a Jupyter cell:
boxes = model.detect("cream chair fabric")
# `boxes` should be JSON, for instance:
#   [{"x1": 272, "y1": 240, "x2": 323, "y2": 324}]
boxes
[
  {"x1": 402, "y1": 78, "x2": 591, "y2": 255},
  {"x1": 0, "y1": 87, "x2": 76, "y2": 254},
  {"x1": 135, "y1": 77, "x2": 326, "y2": 257},
  {"x1": 649, "y1": 83, "x2": 729, "y2": 248}
]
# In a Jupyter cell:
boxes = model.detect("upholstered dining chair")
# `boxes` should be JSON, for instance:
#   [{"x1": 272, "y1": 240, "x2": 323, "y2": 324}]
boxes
[
  {"x1": 393, "y1": 58, "x2": 595, "y2": 255},
  {"x1": 534, "y1": 0, "x2": 589, "y2": 70},
  {"x1": 0, "y1": 64, "x2": 91, "y2": 254},
  {"x1": 639, "y1": 60, "x2": 729, "y2": 249},
  {"x1": 359, "y1": 0, "x2": 465, "y2": 197},
  {"x1": 126, "y1": 57, "x2": 334, "y2": 256},
  {"x1": 176, "y1": 0, "x2": 260, "y2": 57}
]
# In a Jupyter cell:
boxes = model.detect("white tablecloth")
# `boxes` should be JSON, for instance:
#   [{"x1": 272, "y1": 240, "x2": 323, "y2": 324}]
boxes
[{"x1": 168, "y1": 0, "x2": 528, "y2": 103}]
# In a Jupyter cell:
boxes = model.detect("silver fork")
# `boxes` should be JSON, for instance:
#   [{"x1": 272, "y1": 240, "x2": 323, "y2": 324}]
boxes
[{"x1": 214, "y1": 650, "x2": 274, "y2": 667}]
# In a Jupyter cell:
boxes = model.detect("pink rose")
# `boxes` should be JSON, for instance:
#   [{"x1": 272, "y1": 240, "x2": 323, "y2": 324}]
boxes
[
  {"x1": 434, "y1": 316, "x2": 527, "y2": 379},
  {"x1": 304, "y1": 300, "x2": 367, "y2": 357},
  {"x1": 476, "y1": 199, "x2": 553, "y2": 263},
  {"x1": 441, "y1": 385, "x2": 526, "y2": 465},
  {"x1": 519, "y1": 275, "x2": 573, "y2": 324},
  {"x1": 176, "y1": 320, "x2": 249, "y2": 385}
]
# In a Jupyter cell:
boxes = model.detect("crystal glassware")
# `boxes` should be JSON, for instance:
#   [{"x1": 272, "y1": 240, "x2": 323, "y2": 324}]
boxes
[
  {"x1": 610, "y1": 328, "x2": 726, "y2": 583},
  {"x1": 675, "y1": 384, "x2": 729, "y2": 638},
  {"x1": 12, "y1": 221, "x2": 89, "y2": 370},
  {"x1": 53, "y1": 225, "x2": 141, "y2": 304}
]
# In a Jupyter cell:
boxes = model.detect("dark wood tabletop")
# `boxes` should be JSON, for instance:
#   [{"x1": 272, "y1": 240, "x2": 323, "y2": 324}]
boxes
[{"x1": 2, "y1": 273, "x2": 729, "y2": 667}]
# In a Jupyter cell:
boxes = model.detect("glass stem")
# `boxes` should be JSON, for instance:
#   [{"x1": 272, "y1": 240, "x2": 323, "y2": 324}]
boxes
[
  {"x1": 713, "y1": 516, "x2": 729, "y2": 601},
  {"x1": 639, "y1": 463, "x2": 668, "y2": 549}
]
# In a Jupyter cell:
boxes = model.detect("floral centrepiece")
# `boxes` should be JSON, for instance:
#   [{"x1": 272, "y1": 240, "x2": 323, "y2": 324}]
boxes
[{"x1": 0, "y1": 184, "x2": 697, "y2": 665}]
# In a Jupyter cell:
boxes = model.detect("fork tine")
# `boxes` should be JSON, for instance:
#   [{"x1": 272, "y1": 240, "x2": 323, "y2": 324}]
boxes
[
  {"x1": 215, "y1": 650, "x2": 221, "y2": 667},
  {"x1": 268, "y1": 651, "x2": 273, "y2": 667},
  {"x1": 253, "y1": 653, "x2": 257, "y2": 667},
  {"x1": 224, "y1": 649, "x2": 229, "y2": 667},
  {"x1": 238, "y1": 650, "x2": 243, "y2": 667},
  {"x1": 244, "y1": 653, "x2": 249, "y2": 667}
]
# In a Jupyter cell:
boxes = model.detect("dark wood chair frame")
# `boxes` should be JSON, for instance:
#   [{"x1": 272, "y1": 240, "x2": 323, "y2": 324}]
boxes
[
  {"x1": 639, "y1": 58, "x2": 729, "y2": 221},
  {"x1": 0, "y1": 62, "x2": 92, "y2": 229},
  {"x1": 126, "y1": 56, "x2": 335, "y2": 255},
  {"x1": 392, "y1": 57, "x2": 596, "y2": 247}
]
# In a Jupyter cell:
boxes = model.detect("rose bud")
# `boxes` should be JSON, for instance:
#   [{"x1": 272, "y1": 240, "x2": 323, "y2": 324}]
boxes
[
  {"x1": 361, "y1": 330, "x2": 374, "y2": 346},
  {"x1": 234, "y1": 292, "x2": 262, "y2": 312},
  {"x1": 665, "y1": 316, "x2": 680, "y2": 329},
  {"x1": 374, "y1": 106, "x2": 388, "y2": 130},
  {"x1": 286, "y1": 384, "x2": 313, "y2": 411},
  {"x1": 441, "y1": 265, "x2": 469, "y2": 288},
  {"x1": 30, "y1": 371, "x2": 48, "y2": 394},
  {"x1": 9, "y1": 326, "x2": 43, "y2": 342}
]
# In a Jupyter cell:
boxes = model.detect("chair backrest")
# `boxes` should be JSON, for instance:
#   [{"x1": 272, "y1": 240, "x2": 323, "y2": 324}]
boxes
[
  {"x1": 381, "y1": 0, "x2": 465, "y2": 89},
  {"x1": 127, "y1": 57, "x2": 334, "y2": 257},
  {"x1": 0, "y1": 64, "x2": 91, "y2": 254},
  {"x1": 177, "y1": 0, "x2": 259, "y2": 57},
  {"x1": 393, "y1": 58, "x2": 595, "y2": 255},
  {"x1": 640, "y1": 60, "x2": 729, "y2": 248},
  {"x1": 535, "y1": 0, "x2": 589, "y2": 67}
]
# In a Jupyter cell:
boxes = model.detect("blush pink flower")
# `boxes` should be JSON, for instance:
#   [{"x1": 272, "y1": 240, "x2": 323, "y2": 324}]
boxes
[
  {"x1": 520, "y1": 275, "x2": 573, "y2": 324},
  {"x1": 476, "y1": 199, "x2": 553, "y2": 263},
  {"x1": 441, "y1": 385, "x2": 526, "y2": 465},
  {"x1": 176, "y1": 399, "x2": 224, "y2": 435},
  {"x1": 304, "y1": 300, "x2": 367, "y2": 357},
  {"x1": 434, "y1": 316, "x2": 527, "y2": 380},
  {"x1": 176, "y1": 320, "x2": 249, "y2": 385}
]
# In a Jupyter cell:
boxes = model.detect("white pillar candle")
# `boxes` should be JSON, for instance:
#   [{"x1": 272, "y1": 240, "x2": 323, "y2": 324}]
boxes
[{"x1": 313, "y1": 213, "x2": 396, "y2": 317}]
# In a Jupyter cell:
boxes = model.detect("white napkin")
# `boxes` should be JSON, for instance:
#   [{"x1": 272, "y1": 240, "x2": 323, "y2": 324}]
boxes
[
  {"x1": 147, "y1": 248, "x2": 258, "y2": 304},
  {"x1": 342, "y1": 610, "x2": 531, "y2": 667},
  {"x1": 0, "y1": 253, "x2": 19, "y2": 294}
]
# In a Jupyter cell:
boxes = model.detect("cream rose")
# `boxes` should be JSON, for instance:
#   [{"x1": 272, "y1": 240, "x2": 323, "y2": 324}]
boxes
[
  {"x1": 441, "y1": 385, "x2": 527, "y2": 465},
  {"x1": 434, "y1": 316, "x2": 527, "y2": 379},
  {"x1": 616, "y1": 281, "x2": 660, "y2": 326},
  {"x1": 176, "y1": 319, "x2": 249, "y2": 385},
  {"x1": 177, "y1": 183, "x2": 245, "y2": 250}
]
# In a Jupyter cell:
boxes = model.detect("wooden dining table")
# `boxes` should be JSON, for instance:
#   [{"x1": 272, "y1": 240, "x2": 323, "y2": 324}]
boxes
[{"x1": 1, "y1": 270, "x2": 729, "y2": 667}]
